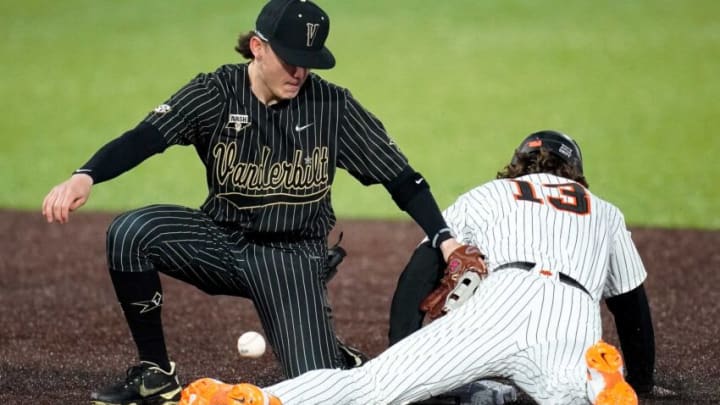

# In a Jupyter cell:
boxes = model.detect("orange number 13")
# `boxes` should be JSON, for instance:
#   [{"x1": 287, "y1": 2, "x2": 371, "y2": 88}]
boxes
[{"x1": 512, "y1": 180, "x2": 591, "y2": 215}]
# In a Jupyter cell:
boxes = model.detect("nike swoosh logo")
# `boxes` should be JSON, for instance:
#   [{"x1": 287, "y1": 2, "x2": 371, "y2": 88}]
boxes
[
  {"x1": 160, "y1": 387, "x2": 182, "y2": 400},
  {"x1": 138, "y1": 381, "x2": 174, "y2": 397},
  {"x1": 295, "y1": 123, "x2": 314, "y2": 131},
  {"x1": 415, "y1": 178, "x2": 424, "y2": 184}
]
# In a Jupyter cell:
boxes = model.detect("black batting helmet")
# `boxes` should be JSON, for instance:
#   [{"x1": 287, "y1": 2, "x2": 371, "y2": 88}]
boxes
[{"x1": 512, "y1": 130, "x2": 584, "y2": 174}]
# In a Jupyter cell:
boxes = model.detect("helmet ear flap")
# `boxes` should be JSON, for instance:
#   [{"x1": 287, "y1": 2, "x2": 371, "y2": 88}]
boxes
[{"x1": 510, "y1": 149, "x2": 521, "y2": 167}]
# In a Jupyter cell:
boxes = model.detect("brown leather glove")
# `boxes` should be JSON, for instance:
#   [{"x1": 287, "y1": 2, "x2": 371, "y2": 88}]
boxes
[{"x1": 420, "y1": 244, "x2": 488, "y2": 320}]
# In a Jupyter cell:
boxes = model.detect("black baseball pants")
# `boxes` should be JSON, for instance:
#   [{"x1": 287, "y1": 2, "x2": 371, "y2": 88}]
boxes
[{"x1": 105, "y1": 204, "x2": 343, "y2": 377}]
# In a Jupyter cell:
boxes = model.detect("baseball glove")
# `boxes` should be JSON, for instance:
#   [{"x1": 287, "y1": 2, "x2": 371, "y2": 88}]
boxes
[
  {"x1": 322, "y1": 232, "x2": 346, "y2": 283},
  {"x1": 420, "y1": 244, "x2": 488, "y2": 320}
]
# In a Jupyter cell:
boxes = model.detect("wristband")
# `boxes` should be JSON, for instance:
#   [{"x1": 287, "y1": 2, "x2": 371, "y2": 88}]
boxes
[
  {"x1": 72, "y1": 168, "x2": 93, "y2": 176},
  {"x1": 431, "y1": 228, "x2": 453, "y2": 248},
  {"x1": 72, "y1": 168, "x2": 95, "y2": 182}
]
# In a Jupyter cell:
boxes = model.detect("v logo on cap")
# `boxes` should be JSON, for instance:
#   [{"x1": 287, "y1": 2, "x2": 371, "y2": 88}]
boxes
[{"x1": 306, "y1": 23, "x2": 320, "y2": 47}]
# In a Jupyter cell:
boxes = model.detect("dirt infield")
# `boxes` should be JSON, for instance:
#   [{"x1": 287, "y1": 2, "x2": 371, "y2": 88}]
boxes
[{"x1": 1, "y1": 209, "x2": 718, "y2": 404}]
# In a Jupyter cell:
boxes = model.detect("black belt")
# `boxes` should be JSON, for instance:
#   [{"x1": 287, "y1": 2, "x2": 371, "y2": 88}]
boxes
[{"x1": 494, "y1": 261, "x2": 590, "y2": 296}]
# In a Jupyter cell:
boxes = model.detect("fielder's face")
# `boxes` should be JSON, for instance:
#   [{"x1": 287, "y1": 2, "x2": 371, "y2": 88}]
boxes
[{"x1": 250, "y1": 37, "x2": 309, "y2": 105}]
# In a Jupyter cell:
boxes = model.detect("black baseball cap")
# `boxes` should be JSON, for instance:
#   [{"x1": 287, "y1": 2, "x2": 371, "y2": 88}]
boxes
[{"x1": 255, "y1": 0, "x2": 335, "y2": 69}]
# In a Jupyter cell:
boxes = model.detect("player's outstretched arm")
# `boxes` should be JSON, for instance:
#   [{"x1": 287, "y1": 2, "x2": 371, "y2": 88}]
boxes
[
  {"x1": 42, "y1": 173, "x2": 93, "y2": 224},
  {"x1": 606, "y1": 284, "x2": 677, "y2": 398},
  {"x1": 41, "y1": 123, "x2": 169, "y2": 224},
  {"x1": 388, "y1": 241, "x2": 444, "y2": 345}
]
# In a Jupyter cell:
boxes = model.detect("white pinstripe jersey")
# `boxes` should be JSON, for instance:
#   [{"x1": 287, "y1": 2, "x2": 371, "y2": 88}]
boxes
[
  {"x1": 143, "y1": 63, "x2": 408, "y2": 237},
  {"x1": 263, "y1": 172, "x2": 649, "y2": 404},
  {"x1": 443, "y1": 173, "x2": 646, "y2": 301}
]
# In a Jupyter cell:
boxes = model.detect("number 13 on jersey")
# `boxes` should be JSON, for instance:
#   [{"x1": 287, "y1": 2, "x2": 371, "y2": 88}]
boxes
[{"x1": 512, "y1": 180, "x2": 590, "y2": 215}]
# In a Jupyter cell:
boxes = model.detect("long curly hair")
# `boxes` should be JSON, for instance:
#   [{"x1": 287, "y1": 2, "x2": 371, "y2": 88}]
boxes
[{"x1": 497, "y1": 147, "x2": 589, "y2": 188}]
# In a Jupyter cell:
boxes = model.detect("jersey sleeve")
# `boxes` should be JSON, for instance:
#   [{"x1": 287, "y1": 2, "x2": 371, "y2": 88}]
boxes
[
  {"x1": 442, "y1": 189, "x2": 487, "y2": 246},
  {"x1": 603, "y1": 211, "x2": 648, "y2": 298},
  {"x1": 442, "y1": 196, "x2": 471, "y2": 243},
  {"x1": 142, "y1": 72, "x2": 224, "y2": 146},
  {"x1": 336, "y1": 90, "x2": 408, "y2": 185}
]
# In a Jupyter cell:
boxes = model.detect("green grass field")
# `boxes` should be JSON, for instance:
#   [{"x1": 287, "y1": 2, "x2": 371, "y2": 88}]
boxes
[{"x1": 2, "y1": 0, "x2": 718, "y2": 228}]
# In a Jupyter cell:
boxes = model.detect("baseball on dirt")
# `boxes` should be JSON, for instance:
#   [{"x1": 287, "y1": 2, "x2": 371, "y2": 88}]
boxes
[{"x1": 237, "y1": 331, "x2": 266, "y2": 358}]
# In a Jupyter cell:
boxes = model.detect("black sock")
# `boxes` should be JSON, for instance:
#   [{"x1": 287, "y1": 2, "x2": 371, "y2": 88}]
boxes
[{"x1": 109, "y1": 270, "x2": 171, "y2": 371}]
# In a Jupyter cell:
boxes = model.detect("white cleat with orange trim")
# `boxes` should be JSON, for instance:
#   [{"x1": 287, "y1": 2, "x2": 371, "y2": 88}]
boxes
[{"x1": 586, "y1": 340, "x2": 638, "y2": 405}]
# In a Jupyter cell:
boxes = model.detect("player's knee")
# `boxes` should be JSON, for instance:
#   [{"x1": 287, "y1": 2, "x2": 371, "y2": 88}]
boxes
[
  {"x1": 107, "y1": 204, "x2": 175, "y2": 242},
  {"x1": 106, "y1": 206, "x2": 165, "y2": 267},
  {"x1": 108, "y1": 211, "x2": 143, "y2": 247}
]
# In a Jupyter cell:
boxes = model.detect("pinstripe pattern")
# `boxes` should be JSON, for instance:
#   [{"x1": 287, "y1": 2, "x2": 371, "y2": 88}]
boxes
[
  {"x1": 143, "y1": 63, "x2": 407, "y2": 237},
  {"x1": 262, "y1": 173, "x2": 647, "y2": 403},
  {"x1": 443, "y1": 173, "x2": 646, "y2": 302},
  {"x1": 267, "y1": 270, "x2": 596, "y2": 405},
  {"x1": 110, "y1": 63, "x2": 413, "y2": 377},
  {"x1": 106, "y1": 204, "x2": 339, "y2": 377}
]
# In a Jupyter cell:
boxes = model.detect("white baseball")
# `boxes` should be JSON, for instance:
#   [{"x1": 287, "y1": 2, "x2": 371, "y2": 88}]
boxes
[{"x1": 237, "y1": 331, "x2": 266, "y2": 358}]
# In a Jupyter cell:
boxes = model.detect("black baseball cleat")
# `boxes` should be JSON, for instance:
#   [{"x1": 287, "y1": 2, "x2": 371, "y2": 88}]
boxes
[
  {"x1": 337, "y1": 338, "x2": 369, "y2": 369},
  {"x1": 90, "y1": 361, "x2": 181, "y2": 405}
]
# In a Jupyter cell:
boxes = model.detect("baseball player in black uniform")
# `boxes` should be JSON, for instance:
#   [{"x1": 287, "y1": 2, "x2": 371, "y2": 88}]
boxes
[{"x1": 41, "y1": 1, "x2": 468, "y2": 404}]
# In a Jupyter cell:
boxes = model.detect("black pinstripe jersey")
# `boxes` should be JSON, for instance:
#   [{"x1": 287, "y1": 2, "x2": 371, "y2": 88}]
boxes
[{"x1": 143, "y1": 63, "x2": 408, "y2": 238}]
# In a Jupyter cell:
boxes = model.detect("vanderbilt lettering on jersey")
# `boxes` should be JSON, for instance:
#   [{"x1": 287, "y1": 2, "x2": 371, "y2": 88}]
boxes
[
  {"x1": 143, "y1": 63, "x2": 408, "y2": 236},
  {"x1": 214, "y1": 144, "x2": 329, "y2": 209}
]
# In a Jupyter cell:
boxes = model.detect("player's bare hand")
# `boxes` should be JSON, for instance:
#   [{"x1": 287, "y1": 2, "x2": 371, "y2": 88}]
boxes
[
  {"x1": 42, "y1": 174, "x2": 93, "y2": 224},
  {"x1": 438, "y1": 238, "x2": 462, "y2": 262}
]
